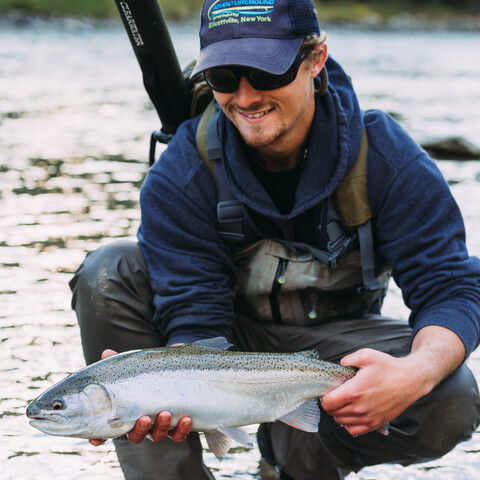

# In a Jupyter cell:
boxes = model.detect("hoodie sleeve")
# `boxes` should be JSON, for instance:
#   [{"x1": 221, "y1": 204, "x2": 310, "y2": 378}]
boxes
[
  {"x1": 365, "y1": 110, "x2": 480, "y2": 358},
  {"x1": 137, "y1": 119, "x2": 237, "y2": 346}
]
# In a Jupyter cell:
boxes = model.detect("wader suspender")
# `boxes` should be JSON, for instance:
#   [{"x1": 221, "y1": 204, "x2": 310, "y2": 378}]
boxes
[
  {"x1": 202, "y1": 103, "x2": 381, "y2": 292},
  {"x1": 357, "y1": 221, "x2": 382, "y2": 293},
  {"x1": 207, "y1": 105, "x2": 245, "y2": 243}
]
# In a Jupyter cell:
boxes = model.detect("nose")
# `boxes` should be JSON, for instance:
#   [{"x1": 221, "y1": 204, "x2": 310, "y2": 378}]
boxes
[
  {"x1": 26, "y1": 401, "x2": 39, "y2": 417},
  {"x1": 235, "y1": 76, "x2": 263, "y2": 108}
]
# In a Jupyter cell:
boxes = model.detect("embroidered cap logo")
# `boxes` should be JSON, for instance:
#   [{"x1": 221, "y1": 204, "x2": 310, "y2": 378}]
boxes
[
  {"x1": 208, "y1": 0, "x2": 275, "y2": 27},
  {"x1": 208, "y1": 0, "x2": 275, "y2": 19}
]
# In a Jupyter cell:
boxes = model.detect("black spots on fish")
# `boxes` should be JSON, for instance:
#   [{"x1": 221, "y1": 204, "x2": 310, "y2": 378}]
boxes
[{"x1": 89, "y1": 346, "x2": 353, "y2": 381}]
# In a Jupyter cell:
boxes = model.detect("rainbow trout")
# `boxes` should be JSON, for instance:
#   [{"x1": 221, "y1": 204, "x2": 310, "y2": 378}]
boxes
[{"x1": 27, "y1": 337, "x2": 356, "y2": 459}]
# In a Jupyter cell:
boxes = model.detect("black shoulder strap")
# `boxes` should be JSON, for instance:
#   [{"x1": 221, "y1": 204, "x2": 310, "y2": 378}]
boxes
[
  {"x1": 357, "y1": 220, "x2": 382, "y2": 292},
  {"x1": 206, "y1": 106, "x2": 245, "y2": 244}
]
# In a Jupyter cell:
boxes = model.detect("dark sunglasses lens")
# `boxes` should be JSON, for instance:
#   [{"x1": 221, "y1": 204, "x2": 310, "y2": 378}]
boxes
[
  {"x1": 249, "y1": 69, "x2": 295, "y2": 90},
  {"x1": 204, "y1": 69, "x2": 238, "y2": 93},
  {"x1": 204, "y1": 49, "x2": 310, "y2": 92},
  {"x1": 249, "y1": 49, "x2": 309, "y2": 90}
]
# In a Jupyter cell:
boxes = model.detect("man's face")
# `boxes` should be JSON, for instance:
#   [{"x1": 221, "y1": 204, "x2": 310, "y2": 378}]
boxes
[{"x1": 212, "y1": 45, "x2": 327, "y2": 168}]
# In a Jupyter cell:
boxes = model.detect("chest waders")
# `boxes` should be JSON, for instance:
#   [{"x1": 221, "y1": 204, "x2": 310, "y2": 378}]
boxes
[{"x1": 197, "y1": 102, "x2": 391, "y2": 326}]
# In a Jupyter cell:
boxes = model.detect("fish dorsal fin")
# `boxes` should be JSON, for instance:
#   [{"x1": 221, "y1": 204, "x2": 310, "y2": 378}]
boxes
[
  {"x1": 204, "y1": 426, "x2": 253, "y2": 460},
  {"x1": 277, "y1": 399, "x2": 321, "y2": 433},
  {"x1": 107, "y1": 403, "x2": 143, "y2": 427},
  {"x1": 188, "y1": 337, "x2": 233, "y2": 351},
  {"x1": 294, "y1": 349, "x2": 320, "y2": 360}
]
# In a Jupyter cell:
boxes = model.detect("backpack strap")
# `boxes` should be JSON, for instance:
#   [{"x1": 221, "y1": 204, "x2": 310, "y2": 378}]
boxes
[
  {"x1": 203, "y1": 103, "x2": 245, "y2": 244},
  {"x1": 335, "y1": 126, "x2": 381, "y2": 292},
  {"x1": 195, "y1": 99, "x2": 216, "y2": 176},
  {"x1": 335, "y1": 127, "x2": 370, "y2": 227},
  {"x1": 357, "y1": 220, "x2": 382, "y2": 293}
]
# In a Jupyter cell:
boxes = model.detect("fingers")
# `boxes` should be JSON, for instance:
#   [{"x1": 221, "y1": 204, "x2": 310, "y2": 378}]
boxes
[
  {"x1": 168, "y1": 416, "x2": 192, "y2": 443},
  {"x1": 127, "y1": 415, "x2": 153, "y2": 444},
  {"x1": 89, "y1": 438, "x2": 106, "y2": 446},
  {"x1": 321, "y1": 382, "x2": 352, "y2": 413},
  {"x1": 335, "y1": 416, "x2": 367, "y2": 436},
  {"x1": 150, "y1": 411, "x2": 172, "y2": 442},
  {"x1": 126, "y1": 412, "x2": 192, "y2": 444},
  {"x1": 101, "y1": 349, "x2": 118, "y2": 360}
]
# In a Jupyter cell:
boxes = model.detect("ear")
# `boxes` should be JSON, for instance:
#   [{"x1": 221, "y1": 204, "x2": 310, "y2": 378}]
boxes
[{"x1": 310, "y1": 44, "x2": 328, "y2": 79}]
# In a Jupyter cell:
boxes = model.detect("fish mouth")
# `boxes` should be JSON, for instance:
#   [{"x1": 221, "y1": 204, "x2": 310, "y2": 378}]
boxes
[
  {"x1": 29, "y1": 418, "x2": 48, "y2": 426},
  {"x1": 29, "y1": 415, "x2": 73, "y2": 435},
  {"x1": 27, "y1": 412, "x2": 68, "y2": 426},
  {"x1": 29, "y1": 416, "x2": 63, "y2": 425}
]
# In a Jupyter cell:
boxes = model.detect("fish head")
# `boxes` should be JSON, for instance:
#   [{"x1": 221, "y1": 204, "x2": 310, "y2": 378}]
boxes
[{"x1": 26, "y1": 379, "x2": 114, "y2": 437}]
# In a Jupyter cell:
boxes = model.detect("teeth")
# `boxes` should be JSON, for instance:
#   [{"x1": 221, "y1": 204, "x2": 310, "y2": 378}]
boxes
[{"x1": 244, "y1": 110, "x2": 269, "y2": 119}]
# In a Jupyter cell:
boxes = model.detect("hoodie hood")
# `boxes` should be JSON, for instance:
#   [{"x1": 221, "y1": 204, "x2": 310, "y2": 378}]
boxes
[{"x1": 218, "y1": 56, "x2": 363, "y2": 220}]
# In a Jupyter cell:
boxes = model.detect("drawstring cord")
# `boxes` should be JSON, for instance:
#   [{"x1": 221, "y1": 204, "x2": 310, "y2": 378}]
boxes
[{"x1": 308, "y1": 291, "x2": 318, "y2": 320}]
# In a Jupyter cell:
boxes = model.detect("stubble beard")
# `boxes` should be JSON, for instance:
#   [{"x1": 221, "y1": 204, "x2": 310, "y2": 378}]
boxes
[{"x1": 226, "y1": 101, "x2": 287, "y2": 149}]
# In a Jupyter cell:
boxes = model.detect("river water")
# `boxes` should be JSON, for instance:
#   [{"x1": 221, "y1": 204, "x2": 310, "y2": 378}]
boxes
[{"x1": 1, "y1": 17, "x2": 480, "y2": 480}]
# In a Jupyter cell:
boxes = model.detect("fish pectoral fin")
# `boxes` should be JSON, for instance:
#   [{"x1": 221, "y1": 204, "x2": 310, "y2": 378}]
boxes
[
  {"x1": 217, "y1": 426, "x2": 253, "y2": 449},
  {"x1": 107, "y1": 404, "x2": 143, "y2": 427},
  {"x1": 277, "y1": 398, "x2": 321, "y2": 433},
  {"x1": 294, "y1": 349, "x2": 320, "y2": 360},
  {"x1": 204, "y1": 430, "x2": 232, "y2": 461}
]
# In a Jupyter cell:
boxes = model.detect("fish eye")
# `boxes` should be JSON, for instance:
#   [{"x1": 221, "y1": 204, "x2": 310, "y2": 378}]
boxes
[{"x1": 51, "y1": 399, "x2": 65, "y2": 411}]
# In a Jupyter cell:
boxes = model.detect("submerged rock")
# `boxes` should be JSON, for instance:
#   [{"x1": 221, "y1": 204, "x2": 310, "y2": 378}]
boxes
[{"x1": 422, "y1": 137, "x2": 480, "y2": 161}]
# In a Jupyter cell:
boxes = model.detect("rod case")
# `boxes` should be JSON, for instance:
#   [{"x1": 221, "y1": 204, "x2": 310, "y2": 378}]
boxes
[{"x1": 113, "y1": 0, "x2": 191, "y2": 164}]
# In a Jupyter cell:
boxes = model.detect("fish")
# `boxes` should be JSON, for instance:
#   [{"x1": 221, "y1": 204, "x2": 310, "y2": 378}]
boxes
[{"x1": 26, "y1": 337, "x2": 356, "y2": 460}]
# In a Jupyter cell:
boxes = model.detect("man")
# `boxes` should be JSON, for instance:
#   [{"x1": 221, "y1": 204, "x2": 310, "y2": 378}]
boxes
[{"x1": 70, "y1": 0, "x2": 480, "y2": 478}]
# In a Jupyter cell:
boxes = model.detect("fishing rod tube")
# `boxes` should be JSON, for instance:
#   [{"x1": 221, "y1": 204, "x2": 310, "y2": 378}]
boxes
[{"x1": 114, "y1": 0, "x2": 191, "y2": 135}]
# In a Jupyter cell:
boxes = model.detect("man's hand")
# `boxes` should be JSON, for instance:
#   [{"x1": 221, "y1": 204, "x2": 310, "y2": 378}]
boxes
[
  {"x1": 124, "y1": 411, "x2": 192, "y2": 444},
  {"x1": 89, "y1": 348, "x2": 192, "y2": 447},
  {"x1": 321, "y1": 326, "x2": 466, "y2": 437},
  {"x1": 321, "y1": 348, "x2": 422, "y2": 437}
]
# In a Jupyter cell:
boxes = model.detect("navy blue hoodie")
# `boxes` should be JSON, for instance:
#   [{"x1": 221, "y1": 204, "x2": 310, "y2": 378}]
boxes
[{"x1": 137, "y1": 57, "x2": 480, "y2": 357}]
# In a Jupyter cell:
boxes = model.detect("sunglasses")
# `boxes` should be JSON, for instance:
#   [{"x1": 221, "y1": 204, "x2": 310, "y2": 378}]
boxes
[{"x1": 203, "y1": 48, "x2": 313, "y2": 93}]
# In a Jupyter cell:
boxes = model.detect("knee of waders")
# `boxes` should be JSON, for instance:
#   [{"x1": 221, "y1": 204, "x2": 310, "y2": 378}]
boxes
[
  {"x1": 399, "y1": 363, "x2": 480, "y2": 462},
  {"x1": 69, "y1": 240, "x2": 146, "y2": 308}
]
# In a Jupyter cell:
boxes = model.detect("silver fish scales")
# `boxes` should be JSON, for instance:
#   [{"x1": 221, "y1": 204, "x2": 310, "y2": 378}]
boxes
[{"x1": 27, "y1": 337, "x2": 356, "y2": 459}]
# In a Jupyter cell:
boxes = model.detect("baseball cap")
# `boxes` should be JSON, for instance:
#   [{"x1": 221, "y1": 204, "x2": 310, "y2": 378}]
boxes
[{"x1": 191, "y1": 0, "x2": 320, "y2": 77}]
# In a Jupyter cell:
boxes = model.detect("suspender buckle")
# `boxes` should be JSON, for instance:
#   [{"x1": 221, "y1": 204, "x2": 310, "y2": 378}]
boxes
[
  {"x1": 217, "y1": 200, "x2": 245, "y2": 243},
  {"x1": 217, "y1": 200, "x2": 244, "y2": 224},
  {"x1": 356, "y1": 282, "x2": 382, "y2": 294}
]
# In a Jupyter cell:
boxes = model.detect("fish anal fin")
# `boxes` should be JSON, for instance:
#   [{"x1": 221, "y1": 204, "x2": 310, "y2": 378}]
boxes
[
  {"x1": 277, "y1": 398, "x2": 320, "y2": 433},
  {"x1": 217, "y1": 426, "x2": 253, "y2": 449},
  {"x1": 204, "y1": 430, "x2": 231, "y2": 461}
]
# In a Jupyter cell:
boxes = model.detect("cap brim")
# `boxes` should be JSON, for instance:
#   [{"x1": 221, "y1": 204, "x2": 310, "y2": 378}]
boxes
[{"x1": 191, "y1": 37, "x2": 304, "y2": 77}]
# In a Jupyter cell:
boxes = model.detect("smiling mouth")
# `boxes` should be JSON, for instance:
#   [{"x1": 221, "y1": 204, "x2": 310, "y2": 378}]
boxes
[{"x1": 241, "y1": 108, "x2": 274, "y2": 119}]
